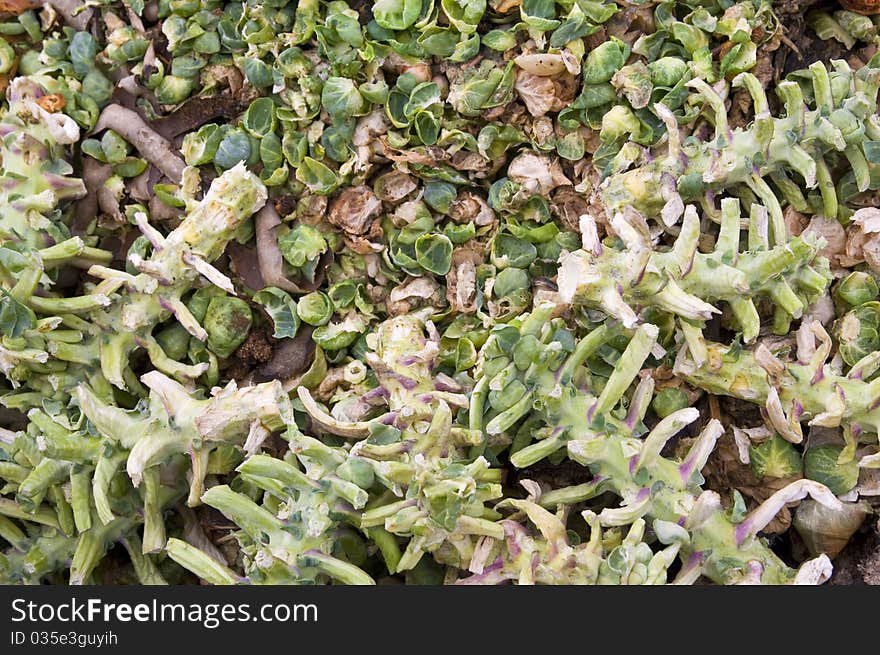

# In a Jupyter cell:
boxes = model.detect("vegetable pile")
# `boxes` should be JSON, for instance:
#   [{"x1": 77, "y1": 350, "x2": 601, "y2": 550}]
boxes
[{"x1": 2, "y1": 0, "x2": 880, "y2": 585}]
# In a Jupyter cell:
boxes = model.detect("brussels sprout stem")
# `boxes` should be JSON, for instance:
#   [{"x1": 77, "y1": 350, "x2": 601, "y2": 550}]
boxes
[
  {"x1": 675, "y1": 326, "x2": 880, "y2": 457},
  {"x1": 602, "y1": 62, "x2": 880, "y2": 221},
  {"x1": 165, "y1": 538, "x2": 241, "y2": 585},
  {"x1": 559, "y1": 200, "x2": 829, "y2": 342}
]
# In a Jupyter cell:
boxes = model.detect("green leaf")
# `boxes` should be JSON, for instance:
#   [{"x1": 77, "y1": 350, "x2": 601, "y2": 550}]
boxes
[
  {"x1": 448, "y1": 61, "x2": 516, "y2": 117},
  {"x1": 583, "y1": 38, "x2": 629, "y2": 85},
  {"x1": 491, "y1": 234, "x2": 537, "y2": 269},
  {"x1": 650, "y1": 388, "x2": 689, "y2": 419},
  {"x1": 0, "y1": 248, "x2": 27, "y2": 277},
  {"x1": 670, "y1": 22, "x2": 709, "y2": 54},
  {"x1": 550, "y1": 3, "x2": 600, "y2": 48},
  {"x1": 441, "y1": 0, "x2": 486, "y2": 34},
  {"x1": 397, "y1": 211, "x2": 435, "y2": 245},
  {"x1": 415, "y1": 233, "x2": 453, "y2": 275},
  {"x1": 804, "y1": 445, "x2": 859, "y2": 495},
  {"x1": 444, "y1": 222, "x2": 476, "y2": 244},
  {"x1": 321, "y1": 77, "x2": 367, "y2": 121},
  {"x1": 863, "y1": 141, "x2": 880, "y2": 164},
  {"x1": 418, "y1": 28, "x2": 459, "y2": 58},
  {"x1": 113, "y1": 157, "x2": 149, "y2": 178},
  {"x1": 69, "y1": 31, "x2": 98, "y2": 77},
  {"x1": 81, "y1": 70, "x2": 114, "y2": 105},
  {"x1": 749, "y1": 435, "x2": 803, "y2": 479},
  {"x1": 493, "y1": 267, "x2": 530, "y2": 297},
  {"x1": 262, "y1": 164, "x2": 290, "y2": 187},
  {"x1": 373, "y1": 0, "x2": 423, "y2": 31},
  {"x1": 579, "y1": 1, "x2": 618, "y2": 24},
  {"x1": 282, "y1": 130, "x2": 308, "y2": 167},
  {"x1": 0, "y1": 290, "x2": 37, "y2": 339},
  {"x1": 214, "y1": 130, "x2": 252, "y2": 170},
  {"x1": 328, "y1": 280, "x2": 357, "y2": 309},
  {"x1": 556, "y1": 132, "x2": 585, "y2": 160},
  {"x1": 170, "y1": 53, "x2": 207, "y2": 79},
  {"x1": 312, "y1": 314, "x2": 368, "y2": 351},
  {"x1": 482, "y1": 29, "x2": 516, "y2": 52},
  {"x1": 204, "y1": 296, "x2": 253, "y2": 359},
  {"x1": 727, "y1": 490, "x2": 748, "y2": 524},
  {"x1": 153, "y1": 184, "x2": 186, "y2": 209},
  {"x1": 260, "y1": 132, "x2": 285, "y2": 171},
  {"x1": 321, "y1": 121, "x2": 355, "y2": 163},
  {"x1": 153, "y1": 75, "x2": 194, "y2": 105},
  {"x1": 359, "y1": 80, "x2": 389, "y2": 104},
  {"x1": 80, "y1": 139, "x2": 107, "y2": 163},
  {"x1": 720, "y1": 41, "x2": 756, "y2": 77},
  {"x1": 295, "y1": 157, "x2": 339, "y2": 195},
  {"x1": 449, "y1": 33, "x2": 481, "y2": 63},
  {"x1": 404, "y1": 82, "x2": 441, "y2": 119},
  {"x1": 423, "y1": 181, "x2": 458, "y2": 214},
  {"x1": 242, "y1": 57, "x2": 274, "y2": 88},
  {"x1": 297, "y1": 291, "x2": 334, "y2": 327},
  {"x1": 182, "y1": 124, "x2": 224, "y2": 166},
  {"x1": 455, "y1": 337, "x2": 477, "y2": 372},
  {"x1": 254, "y1": 287, "x2": 300, "y2": 339},
  {"x1": 242, "y1": 97, "x2": 277, "y2": 138},
  {"x1": 414, "y1": 112, "x2": 440, "y2": 145}
]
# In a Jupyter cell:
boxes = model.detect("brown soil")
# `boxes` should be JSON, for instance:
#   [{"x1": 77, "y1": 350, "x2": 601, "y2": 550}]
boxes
[{"x1": 828, "y1": 520, "x2": 880, "y2": 585}]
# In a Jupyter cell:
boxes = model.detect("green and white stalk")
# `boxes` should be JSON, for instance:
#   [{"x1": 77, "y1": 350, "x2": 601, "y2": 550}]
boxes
[
  {"x1": 74, "y1": 370, "x2": 292, "y2": 501},
  {"x1": 2, "y1": 164, "x2": 267, "y2": 402},
  {"x1": 88, "y1": 163, "x2": 267, "y2": 389},
  {"x1": 471, "y1": 304, "x2": 837, "y2": 584},
  {"x1": 296, "y1": 312, "x2": 500, "y2": 572},
  {"x1": 558, "y1": 199, "x2": 830, "y2": 341},
  {"x1": 601, "y1": 61, "x2": 880, "y2": 224},
  {"x1": 196, "y1": 478, "x2": 374, "y2": 585},
  {"x1": 0, "y1": 76, "x2": 85, "y2": 249},
  {"x1": 457, "y1": 505, "x2": 682, "y2": 585},
  {"x1": 674, "y1": 319, "x2": 880, "y2": 458}
]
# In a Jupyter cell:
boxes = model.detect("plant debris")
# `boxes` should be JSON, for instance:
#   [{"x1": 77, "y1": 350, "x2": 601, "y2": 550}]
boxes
[{"x1": 0, "y1": 0, "x2": 878, "y2": 586}]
